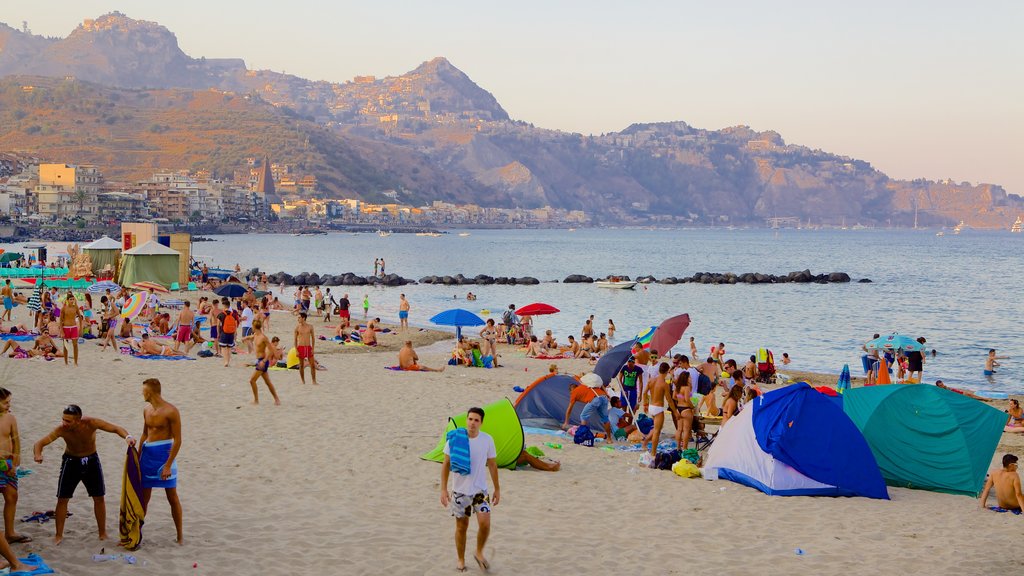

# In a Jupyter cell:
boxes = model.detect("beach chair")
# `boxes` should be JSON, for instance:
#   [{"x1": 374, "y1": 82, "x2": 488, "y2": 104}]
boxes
[
  {"x1": 170, "y1": 282, "x2": 180, "y2": 292},
  {"x1": 186, "y1": 282, "x2": 197, "y2": 291}
]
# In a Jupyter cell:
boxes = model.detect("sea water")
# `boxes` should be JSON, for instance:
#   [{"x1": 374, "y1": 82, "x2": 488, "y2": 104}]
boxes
[{"x1": 18, "y1": 227, "x2": 1023, "y2": 393}]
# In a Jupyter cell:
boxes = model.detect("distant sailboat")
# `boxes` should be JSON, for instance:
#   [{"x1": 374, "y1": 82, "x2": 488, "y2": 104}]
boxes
[
  {"x1": 1012, "y1": 216, "x2": 1023, "y2": 233},
  {"x1": 953, "y1": 220, "x2": 965, "y2": 235}
]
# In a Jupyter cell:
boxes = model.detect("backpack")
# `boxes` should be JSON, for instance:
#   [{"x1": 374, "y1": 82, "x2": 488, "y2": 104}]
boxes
[
  {"x1": 654, "y1": 449, "x2": 683, "y2": 470},
  {"x1": 221, "y1": 311, "x2": 238, "y2": 334},
  {"x1": 502, "y1": 309, "x2": 513, "y2": 326},
  {"x1": 573, "y1": 424, "x2": 595, "y2": 447},
  {"x1": 636, "y1": 413, "x2": 654, "y2": 435}
]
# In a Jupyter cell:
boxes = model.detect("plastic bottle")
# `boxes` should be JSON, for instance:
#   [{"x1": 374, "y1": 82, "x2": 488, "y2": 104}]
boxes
[{"x1": 543, "y1": 442, "x2": 562, "y2": 449}]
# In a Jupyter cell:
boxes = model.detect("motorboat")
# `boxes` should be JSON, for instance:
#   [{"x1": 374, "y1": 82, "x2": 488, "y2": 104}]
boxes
[
  {"x1": 935, "y1": 231, "x2": 944, "y2": 237},
  {"x1": 415, "y1": 232, "x2": 442, "y2": 237},
  {"x1": 458, "y1": 232, "x2": 471, "y2": 237},
  {"x1": 595, "y1": 278, "x2": 637, "y2": 289},
  {"x1": 377, "y1": 230, "x2": 392, "y2": 237}
]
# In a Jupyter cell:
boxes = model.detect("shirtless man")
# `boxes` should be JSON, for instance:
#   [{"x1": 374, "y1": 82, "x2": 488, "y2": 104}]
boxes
[
  {"x1": 207, "y1": 300, "x2": 221, "y2": 356},
  {"x1": 985, "y1": 349, "x2": 1008, "y2": 376},
  {"x1": 742, "y1": 355, "x2": 760, "y2": 385},
  {"x1": 566, "y1": 336, "x2": 580, "y2": 357},
  {"x1": 0, "y1": 281, "x2": 12, "y2": 322},
  {"x1": 294, "y1": 313, "x2": 317, "y2": 385},
  {"x1": 362, "y1": 320, "x2": 378, "y2": 346},
  {"x1": 248, "y1": 320, "x2": 281, "y2": 405},
  {"x1": 0, "y1": 389, "x2": 29, "y2": 545},
  {"x1": 646, "y1": 363, "x2": 674, "y2": 458},
  {"x1": 697, "y1": 357, "x2": 722, "y2": 415},
  {"x1": 398, "y1": 294, "x2": 410, "y2": 332},
  {"x1": 33, "y1": 405, "x2": 133, "y2": 544},
  {"x1": 138, "y1": 378, "x2": 184, "y2": 544},
  {"x1": 979, "y1": 454, "x2": 1024, "y2": 511},
  {"x1": 59, "y1": 293, "x2": 83, "y2": 366},
  {"x1": 398, "y1": 340, "x2": 445, "y2": 372},
  {"x1": 580, "y1": 319, "x2": 593, "y2": 340},
  {"x1": 171, "y1": 301, "x2": 194, "y2": 353},
  {"x1": 133, "y1": 333, "x2": 183, "y2": 356}
]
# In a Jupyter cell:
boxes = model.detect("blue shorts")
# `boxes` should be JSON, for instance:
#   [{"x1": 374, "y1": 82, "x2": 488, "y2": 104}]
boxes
[
  {"x1": 620, "y1": 386, "x2": 638, "y2": 411},
  {"x1": 984, "y1": 370, "x2": 995, "y2": 376},
  {"x1": 581, "y1": 395, "x2": 610, "y2": 426},
  {"x1": 140, "y1": 440, "x2": 177, "y2": 489},
  {"x1": 398, "y1": 310, "x2": 408, "y2": 320},
  {"x1": 2, "y1": 297, "x2": 11, "y2": 310}
]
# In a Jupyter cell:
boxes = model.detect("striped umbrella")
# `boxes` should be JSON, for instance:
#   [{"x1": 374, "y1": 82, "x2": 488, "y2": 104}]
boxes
[
  {"x1": 634, "y1": 326, "x2": 657, "y2": 350},
  {"x1": 130, "y1": 281, "x2": 169, "y2": 294},
  {"x1": 120, "y1": 293, "x2": 147, "y2": 320},
  {"x1": 26, "y1": 286, "x2": 41, "y2": 313},
  {"x1": 87, "y1": 280, "x2": 121, "y2": 295},
  {"x1": 837, "y1": 364, "x2": 851, "y2": 394}
]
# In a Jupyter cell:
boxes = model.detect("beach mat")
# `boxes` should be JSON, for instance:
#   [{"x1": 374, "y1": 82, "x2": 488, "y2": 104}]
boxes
[
  {"x1": 14, "y1": 553, "x2": 55, "y2": 574},
  {"x1": 989, "y1": 506, "x2": 1022, "y2": 515},
  {"x1": 0, "y1": 334, "x2": 35, "y2": 341},
  {"x1": 131, "y1": 354, "x2": 194, "y2": 361}
]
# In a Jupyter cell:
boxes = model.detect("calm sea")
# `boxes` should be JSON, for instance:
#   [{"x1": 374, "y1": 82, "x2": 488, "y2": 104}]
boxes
[{"x1": 11, "y1": 228, "x2": 1021, "y2": 394}]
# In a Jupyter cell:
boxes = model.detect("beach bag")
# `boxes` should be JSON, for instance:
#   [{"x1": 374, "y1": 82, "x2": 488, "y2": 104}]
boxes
[
  {"x1": 447, "y1": 357, "x2": 458, "y2": 366},
  {"x1": 482, "y1": 355, "x2": 494, "y2": 369},
  {"x1": 222, "y1": 311, "x2": 238, "y2": 334},
  {"x1": 697, "y1": 373, "x2": 713, "y2": 395},
  {"x1": 655, "y1": 449, "x2": 682, "y2": 470},
  {"x1": 672, "y1": 460, "x2": 701, "y2": 478},
  {"x1": 636, "y1": 414, "x2": 654, "y2": 435},
  {"x1": 573, "y1": 424, "x2": 595, "y2": 447},
  {"x1": 197, "y1": 350, "x2": 214, "y2": 358}
]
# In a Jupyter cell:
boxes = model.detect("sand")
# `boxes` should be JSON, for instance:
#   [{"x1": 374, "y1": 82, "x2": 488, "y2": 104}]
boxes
[{"x1": 0, "y1": 295, "x2": 1020, "y2": 575}]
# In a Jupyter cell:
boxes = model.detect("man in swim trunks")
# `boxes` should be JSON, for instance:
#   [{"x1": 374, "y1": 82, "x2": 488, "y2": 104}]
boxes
[
  {"x1": 207, "y1": 299, "x2": 220, "y2": 356},
  {"x1": 337, "y1": 293, "x2": 350, "y2": 323},
  {"x1": 217, "y1": 298, "x2": 238, "y2": 367},
  {"x1": 398, "y1": 293, "x2": 410, "y2": 332},
  {"x1": 646, "y1": 362, "x2": 674, "y2": 459},
  {"x1": 985, "y1": 349, "x2": 1007, "y2": 376},
  {"x1": 171, "y1": 300, "x2": 194, "y2": 354},
  {"x1": 0, "y1": 281, "x2": 12, "y2": 322},
  {"x1": 138, "y1": 378, "x2": 184, "y2": 544},
  {"x1": 398, "y1": 340, "x2": 445, "y2": 372},
  {"x1": 300, "y1": 286, "x2": 312, "y2": 315},
  {"x1": 362, "y1": 319, "x2": 378, "y2": 346},
  {"x1": 0, "y1": 388, "x2": 30, "y2": 545},
  {"x1": 294, "y1": 313, "x2": 318, "y2": 385},
  {"x1": 58, "y1": 292, "x2": 83, "y2": 366},
  {"x1": 979, "y1": 454, "x2": 1024, "y2": 512},
  {"x1": 248, "y1": 319, "x2": 281, "y2": 405},
  {"x1": 441, "y1": 407, "x2": 499, "y2": 573},
  {"x1": 33, "y1": 404, "x2": 134, "y2": 544}
]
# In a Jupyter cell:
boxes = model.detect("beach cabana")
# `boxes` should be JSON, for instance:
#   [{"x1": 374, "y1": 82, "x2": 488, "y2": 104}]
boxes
[
  {"x1": 843, "y1": 384, "x2": 1007, "y2": 496},
  {"x1": 82, "y1": 236, "x2": 122, "y2": 276},
  {"x1": 705, "y1": 383, "x2": 888, "y2": 499},
  {"x1": 513, "y1": 373, "x2": 589, "y2": 429},
  {"x1": 118, "y1": 241, "x2": 180, "y2": 289},
  {"x1": 421, "y1": 398, "x2": 525, "y2": 470}
]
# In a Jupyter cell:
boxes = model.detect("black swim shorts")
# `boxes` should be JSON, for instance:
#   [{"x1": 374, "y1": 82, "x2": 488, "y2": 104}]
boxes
[{"x1": 57, "y1": 452, "x2": 105, "y2": 499}]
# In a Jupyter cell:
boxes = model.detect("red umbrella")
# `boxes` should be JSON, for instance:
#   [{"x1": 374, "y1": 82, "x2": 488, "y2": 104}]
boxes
[
  {"x1": 516, "y1": 302, "x2": 560, "y2": 316},
  {"x1": 648, "y1": 313, "x2": 691, "y2": 355}
]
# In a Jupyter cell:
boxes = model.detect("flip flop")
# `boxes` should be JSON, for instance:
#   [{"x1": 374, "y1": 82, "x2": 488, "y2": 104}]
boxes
[
  {"x1": 473, "y1": 555, "x2": 490, "y2": 572},
  {"x1": 5, "y1": 536, "x2": 31, "y2": 544}
]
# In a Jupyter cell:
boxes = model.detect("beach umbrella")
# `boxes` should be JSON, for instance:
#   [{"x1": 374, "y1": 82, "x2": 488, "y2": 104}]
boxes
[
  {"x1": 648, "y1": 313, "x2": 691, "y2": 355},
  {"x1": 430, "y1": 308, "x2": 485, "y2": 340},
  {"x1": 594, "y1": 340, "x2": 637, "y2": 385},
  {"x1": 26, "y1": 286, "x2": 41, "y2": 313},
  {"x1": 515, "y1": 302, "x2": 559, "y2": 316},
  {"x1": 837, "y1": 364, "x2": 851, "y2": 394},
  {"x1": 86, "y1": 280, "x2": 121, "y2": 295},
  {"x1": 130, "y1": 281, "x2": 169, "y2": 294},
  {"x1": 213, "y1": 283, "x2": 248, "y2": 299},
  {"x1": 634, "y1": 326, "x2": 657, "y2": 350},
  {"x1": 864, "y1": 333, "x2": 925, "y2": 352},
  {"x1": 120, "y1": 293, "x2": 146, "y2": 320}
]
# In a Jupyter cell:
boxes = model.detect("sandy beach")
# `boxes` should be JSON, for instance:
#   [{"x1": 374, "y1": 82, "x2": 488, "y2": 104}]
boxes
[{"x1": 0, "y1": 292, "x2": 1020, "y2": 576}]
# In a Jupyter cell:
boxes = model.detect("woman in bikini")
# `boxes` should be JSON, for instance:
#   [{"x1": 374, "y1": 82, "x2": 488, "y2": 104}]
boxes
[
  {"x1": 479, "y1": 319, "x2": 501, "y2": 366},
  {"x1": 668, "y1": 371, "x2": 694, "y2": 450},
  {"x1": 1005, "y1": 399, "x2": 1024, "y2": 433},
  {"x1": 720, "y1": 384, "x2": 745, "y2": 427}
]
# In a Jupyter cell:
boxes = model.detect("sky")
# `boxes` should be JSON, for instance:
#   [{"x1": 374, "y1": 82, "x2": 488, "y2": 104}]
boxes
[{"x1": 6, "y1": 1, "x2": 1023, "y2": 194}]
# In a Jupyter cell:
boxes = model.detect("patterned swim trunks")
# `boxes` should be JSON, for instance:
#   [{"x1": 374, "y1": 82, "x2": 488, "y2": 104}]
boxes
[
  {"x1": 448, "y1": 491, "x2": 490, "y2": 518},
  {"x1": 0, "y1": 458, "x2": 17, "y2": 490}
]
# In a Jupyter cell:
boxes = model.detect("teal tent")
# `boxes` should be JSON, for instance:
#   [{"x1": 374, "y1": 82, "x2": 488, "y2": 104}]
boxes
[
  {"x1": 421, "y1": 398, "x2": 525, "y2": 470},
  {"x1": 843, "y1": 385, "x2": 1008, "y2": 496}
]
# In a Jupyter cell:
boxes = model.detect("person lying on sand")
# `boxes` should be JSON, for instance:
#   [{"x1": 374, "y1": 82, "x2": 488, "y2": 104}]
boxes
[
  {"x1": 979, "y1": 454, "x2": 1024, "y2": 511},
  {"x1": 935, "y1": 380, "x2": 991, "y2": 401},
  {"x1": 398, "y1": 341, "x2": 444, "y2": 372},
  {"x1": 130, "y1": 334, "x2": 186, "y2": 356}
]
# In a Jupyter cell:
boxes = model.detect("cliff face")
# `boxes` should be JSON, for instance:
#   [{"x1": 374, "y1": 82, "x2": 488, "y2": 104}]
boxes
[{"x1": 0, "y1": 13, "x2": 1020, "y2": 226}]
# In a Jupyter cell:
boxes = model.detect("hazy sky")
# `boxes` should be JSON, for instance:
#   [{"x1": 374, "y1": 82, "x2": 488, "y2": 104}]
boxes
[{"x1": 6, "y1": 1, "x2": 1023, "y2": 194}]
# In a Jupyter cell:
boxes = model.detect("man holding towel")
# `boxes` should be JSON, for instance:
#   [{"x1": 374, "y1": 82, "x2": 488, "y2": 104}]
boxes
[
  {"x1": 138, "y1": 378, "x2": 184, "y2": 544},
  {"x1": 441, "y1": 407, "x2": 499, "y2": 572}
]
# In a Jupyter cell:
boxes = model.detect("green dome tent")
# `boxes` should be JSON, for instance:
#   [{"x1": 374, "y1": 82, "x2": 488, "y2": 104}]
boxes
[
  {"x1": 421, "y1": 398, "x2": 525, "y2": 470},
  {"x1": 843, "y1": 384, "x2": 1008, "y2": 496}
]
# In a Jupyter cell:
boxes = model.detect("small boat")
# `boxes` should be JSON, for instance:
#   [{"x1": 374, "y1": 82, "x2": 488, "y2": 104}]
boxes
[
  {"x1": 953, "y1": 220, "x2": 965, "y2": 234},
  {"x1": 595, "y1": 279, "x2": 637, "y2": 290},
  {"x1": 415, "y1": 232, "x2": 442, "y2": 237},
  {"x1": 377, "y1": 230, "x2": 392, "y2": 237},
  {"x1": 1012, "y1": 216, "x2": 1022, "y2": 233},
  {"x1": 458, "y1": 232, "x2": 471, "y2": 237},
  {"x1": 935, "y1": 231, "x2": 944, "y2": 237}
]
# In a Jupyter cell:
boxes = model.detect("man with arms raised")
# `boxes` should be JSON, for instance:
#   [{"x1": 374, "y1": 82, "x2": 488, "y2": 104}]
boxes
[
  {"x1": 441, "y1": 407, "x2": 500, "y2": 572},
  {"x1": 59, "y1": 292, "x2": 83, "y2": 366},
  {"x1": 138, "y1": 378, "x2": 184, "y2": 544},
  {"x1": 979, "y1": 454, "x2": 1024, "y2": 512},
  {"x1": 33, "y1": 405, "x2": 134, "y2": 544},
  {"x1": 294, "y1": 313, "x2": 318, "y2": 385}
]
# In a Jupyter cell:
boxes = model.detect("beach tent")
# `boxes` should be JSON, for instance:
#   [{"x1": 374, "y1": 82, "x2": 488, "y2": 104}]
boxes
[
  {"x1": 421, "y1": 398, "x2": 525, "y2": 470},
  {"x1": 117, "y1": 241, "x2": 180, "y2": 289},
  {"x1": 513, "y1": 373, "x2": 589, "y2": 430},
  {"x1": 82, "y1": 236, "x2": 122, "y2": 276},
  {"x1": 843, "y1": 384, "x2": 1008, "y2": 496},
  {"x1": 705, "y1": 383, "x2": 888, "y2": 499}
]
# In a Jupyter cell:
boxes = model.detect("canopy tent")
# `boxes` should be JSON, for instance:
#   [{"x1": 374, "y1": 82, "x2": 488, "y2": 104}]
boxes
[
  {"x1": 706, "y1": 383, "x2": 888, "y2": 499},
  {"x1": 82, "y1": 236, "x2": 122, "y2": 276},
  {"x1": 843, "y1": 384, "x2": 1007, "y2": 496},
  {"x1": 513, "y1": 373, "x2": 590, "y2": 430},
  {"x1": 421, "y1": 398, "x2": 525, "y2": 470},
  {"x1": 117, "y1": 241, "x2": 180, "y2": 289}
]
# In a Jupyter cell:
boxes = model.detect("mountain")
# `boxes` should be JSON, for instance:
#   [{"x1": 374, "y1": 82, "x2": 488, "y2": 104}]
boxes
[{"x1": 0, "y1": 13, "x2": 1020, "y2": 226}]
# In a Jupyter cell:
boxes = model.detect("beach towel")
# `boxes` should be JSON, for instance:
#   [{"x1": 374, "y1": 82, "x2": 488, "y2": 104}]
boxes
[
  {"x1": 988, "y1": 506, "x2": 1022, "y2": 515},
  {"x1": 445, "y1": 426, "x2": 472, "y2": 475},
  {"x1": 534, "y1": 354, "x2": 571, "y2": 360},
  {"x1": 131, "y1": 354, "x2": 194, "y2": 361},
  {"x1": 0, "y1": 334, "x2": 35, "y2": 341},
  {"x1": 11, "y1": 553, "x2": 54, "y2": 575},
  {"x1": 118, "y1": 446, "x2": 145, "y2": 551}
]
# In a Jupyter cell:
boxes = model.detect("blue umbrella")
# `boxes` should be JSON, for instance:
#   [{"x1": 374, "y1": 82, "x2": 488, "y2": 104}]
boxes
[
  {"x1": 864, "y1": 333, "x2": 925, "y2": 352},
  {"x1": 837, "y1": 364, "x2": 851, "y2": 394},
  {"x1": 213, "y1": 283, "x2": 248, "y2": 298},
  {"x1": 594, "y1": 340, "x2": 636, "y2": 385},
  {"x1": 430, "y1": 308, "x2": 485, "y2": 340},
  {"x1": 86, "y1": 280, "x2": 121, "y2": 295}
]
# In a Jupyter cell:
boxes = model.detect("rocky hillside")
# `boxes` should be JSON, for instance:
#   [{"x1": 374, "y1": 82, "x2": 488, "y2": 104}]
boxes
[{"x1": 1, "y1": 12, "x2": 1020, "y2": 226}]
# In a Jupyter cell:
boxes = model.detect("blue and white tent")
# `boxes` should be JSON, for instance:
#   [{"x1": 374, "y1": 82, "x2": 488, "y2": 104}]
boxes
[{"x1": 705, "y1": 383, "x2": 889, "y2": 499}]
